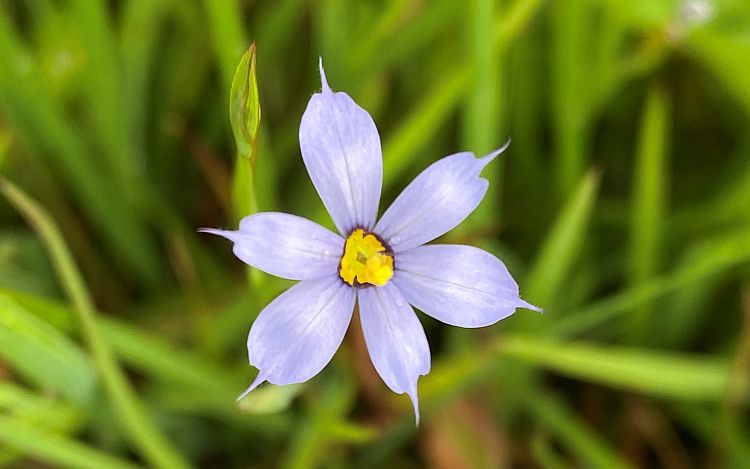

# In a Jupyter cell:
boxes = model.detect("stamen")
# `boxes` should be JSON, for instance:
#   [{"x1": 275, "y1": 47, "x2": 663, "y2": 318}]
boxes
[{"x1": 340, "y1": 229, "x2": 394, "y2": 287}]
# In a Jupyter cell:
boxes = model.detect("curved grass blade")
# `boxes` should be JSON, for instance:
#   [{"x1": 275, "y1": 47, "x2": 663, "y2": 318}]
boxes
[{"x1": 0, "y1": 178, "x2": 190, "y2": 469}]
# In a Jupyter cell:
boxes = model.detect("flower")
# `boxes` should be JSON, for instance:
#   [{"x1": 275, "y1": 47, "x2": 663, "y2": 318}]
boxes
[{"x1": 201, "y1": 60, "x2": 540, "y2": 423}]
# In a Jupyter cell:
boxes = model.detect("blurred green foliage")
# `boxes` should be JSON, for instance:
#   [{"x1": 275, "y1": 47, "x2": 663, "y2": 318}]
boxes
[{"x1": 0, "y1": 0, "x2": 749, "y2": 467}]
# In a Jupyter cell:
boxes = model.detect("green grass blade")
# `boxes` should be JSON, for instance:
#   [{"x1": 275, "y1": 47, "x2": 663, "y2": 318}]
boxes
[
  {"x1": 0, "y1": 127, "x2": 10, "y2": 168},
  {"x1": 627, "y1": 84, "x2": 671, "y2": 340},
  {"x1": 100, "y1": 319, "x2": 239, "y2": 402},
  {"x1": 0, "y1": 178, "x2": 190, "y2": 469},
  {"x1": 0, "y1": 9, "x2": 162, "y2": 289},
  {"x1": 495, "y1": 0, "x2": 546, "y2": 48},
  {"x1": 0, "y1": 382, "x2": 83, "y2": 432},
  {"x1": 382, "y1": 69, "x2": 470, "y2": 190},
  {"x1": 120, "y1": 0, "x2": 175, "y2": 173},
  {"x1": 202, "y1": 0, "x2": 247, "y2": 95},
  {"x1": 3, "y1": 288, "x2": 300, "y2": 416},
  {"x1": 460, "y1": 0, "x2": 503, "y2": 227},
  {"x1": 550, "y1": 0, "x2": 588, "y2": 198},
  {"x1": 672, "y1": 404, "x2": 750, "y2": 467},
  {"x1": 531, "y1": 433, "x2": 574, "y2": 469},
  {"x1": 281, "y1": 374, "x2": 359, "y2": 469},
  {"x1": 687, "y1": 28, "x2": 750, "y2": 115},
  {"x1": 500, "y1": 336, "x2": 737, "y2": 401},
  {"x1": 525, "y1": 169, "x2": 601, "y2": 308},
  {"x1": 252, "y1": 0, "x2": 308, "y2": 59},
  {"x1": 529, "y1": 393, "x2": 633, "y2": 469},
  {"x1": 0, "y1": 293, "x2": 95, "y2": 406},
  {"x1": 464, "y1": 0, "x2": 500, "y2": 156},
  {"x1": 0, "y1": 414, "x2": 143, "y2": 469},
  {"x1": 68, "y1": 0, "x2": 132, "y2": 184},
  {"x1": 381, "y1": 0, "x2": 545, "y2": 192},
  {"x1": 550, "y1": 227, "x2": 750, "y2": 338}
]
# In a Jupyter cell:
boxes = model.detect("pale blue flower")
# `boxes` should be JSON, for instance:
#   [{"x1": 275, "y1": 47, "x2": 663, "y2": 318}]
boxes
[{"x1": 201, "y1": 60, "x2": 539, "y2": 423}]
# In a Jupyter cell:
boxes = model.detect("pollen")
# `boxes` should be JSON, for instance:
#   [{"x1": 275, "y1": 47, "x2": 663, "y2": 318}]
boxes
[{"x1": 340, "y1": 229, "x2": 394, "y2": 286}]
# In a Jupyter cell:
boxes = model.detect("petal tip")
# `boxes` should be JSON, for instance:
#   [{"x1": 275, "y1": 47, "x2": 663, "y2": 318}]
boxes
[
  {"x1": 519, "y1": 299, "x2": 543, "y2": 313},
  {"x1": 236, "y1": 371, "x2": 266, "y2": 402},
  {"x1": 478, "y1": 137, "x2": 512, "y2": 168},
  {"x1": 318, "y1": 57, "x2": 332, "y2": 94},
  {"x1": 404, "y1": 378, "x2": 425, "y2": 426},
  {"x1": 197, "y1": 228, "x2": 236, "y2": 241},
  {"x1": 407, "y1": 389, "x2": 421, "y2": 426}
]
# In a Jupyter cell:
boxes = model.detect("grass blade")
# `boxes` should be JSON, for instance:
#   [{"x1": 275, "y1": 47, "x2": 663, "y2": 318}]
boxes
[
  {"x1": 628, "y1": 84, "x2": 671, "y2": 340},
  {"x1": 0, "y1": 414, "x2": 143, "y2": 469},
  {"x1": 0, "y1": 293, "x2": 95, "y2": 406},
  {"x1": 0, "y1": 9, "x2": 162, "y2": 288},
  {"x1": 202, "y1": 0, "x2": 247, "y2": 95},
  {"x1": 524, "y1": 169, "x2": 601, "y2": 308},
  {"x1": 551, "y1": 227, "x2": 750, "y2": 338},
  {"x1": 0, "y1": 178, "x2": 189, "y2": 469},
  {"x1": 0, "y1": 382, "x2": 82, "y2": 432},
  {"x1": 499, "y1": 336, "x2": 738, "y2": 401},
  {"x1": 460, "y1": 0, "x2": 503, "y2": 228},
  {"x1": 529, "y1": 393, "x2": 633, "y2": 469}
]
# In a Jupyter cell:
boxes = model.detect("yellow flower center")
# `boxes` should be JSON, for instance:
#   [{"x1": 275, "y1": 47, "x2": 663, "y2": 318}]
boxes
[{"x1": 339, "y1": 229, "x2": 394, "y2": 287}]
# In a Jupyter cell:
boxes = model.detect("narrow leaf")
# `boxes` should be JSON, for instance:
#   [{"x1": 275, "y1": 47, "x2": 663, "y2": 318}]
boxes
[
  {"x1": 0, "y1": 414, "x2": 143, "y2": 469},
  {"x1": 0, "y1": 178, "x2": 189, "y2": 469},
  {"x1": 550, "y1": 227, "x2": 750, "y2": 338},
  {"x1": 0, "y1": 294, "x2": 95, "y2": 406},
  {"x1": 628, "y1": 84, "x2": 671, "y2": 340},
  {"x1": 499, "y1": 336, "x2": 738, "y2": 401},
  {"x1": 525, "y1": 169, "x2": 601, "y2": 307},
  {"x1": 529, "y1": 393, "x2": 633, "y2": 469},
  {"x1": 0, "y1": 381, "x2": 83, "y2": 433}
]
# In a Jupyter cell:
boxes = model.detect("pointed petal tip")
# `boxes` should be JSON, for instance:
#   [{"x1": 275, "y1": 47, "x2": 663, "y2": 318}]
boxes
[
  {"x1": 236, "y1": 372, "x2": 265, "y2": 402},
  {"x1": 519, "y1": 299, "x2": 543, "y2": 313},
  {"x1": 478, "y1": 137, "x2": 512, "y2": 168},
  {"x1": 318, "y1": 57, "x2": 332, "y2": 94},
  {"x1": 197, "y1": 227, "x2": 238, "y2": 242},
  {"x1": 407, "y1": 388, "x2": 421, "y2": 427}
]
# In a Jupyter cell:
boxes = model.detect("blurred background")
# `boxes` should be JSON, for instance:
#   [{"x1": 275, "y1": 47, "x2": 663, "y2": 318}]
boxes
[{"x1": 1, "y1": 0, "x2": 749, "y2": 467}]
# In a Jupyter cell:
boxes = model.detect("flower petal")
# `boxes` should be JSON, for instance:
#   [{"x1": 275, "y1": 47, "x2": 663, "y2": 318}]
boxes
[
  {"x1": 358, "y1": 284, "x2": 430, "y2": 424},
  {"x1": 199, "y1": 212, "x2": 343, "y2": 281},
  {"x1": 299, "y1": 59, "x2": 383, "y2": 235},
  {"x1": 240, "y1": 276, "x2": 355, "y2": 396},
  {"x1": 393, "y1": 244, "x2": 540, "y2": 328},
  {"x1": 375, "y1": 143, "x2": 509, "y2": 252}
]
